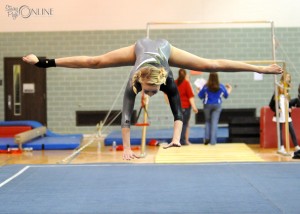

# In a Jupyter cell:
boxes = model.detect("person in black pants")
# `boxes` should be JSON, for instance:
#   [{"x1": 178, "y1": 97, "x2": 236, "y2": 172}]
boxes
[{"x1": 269, "y1": 75, "x2": 300, "y2": 155}]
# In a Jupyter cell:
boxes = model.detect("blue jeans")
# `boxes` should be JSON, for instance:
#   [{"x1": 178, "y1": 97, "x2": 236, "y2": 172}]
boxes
[
  {"x1": 203, "y1": 104, "x2": 222, "y2": 145},
  {"x1": 180, "y1": 107, "x2": 191, "y2": 145}
]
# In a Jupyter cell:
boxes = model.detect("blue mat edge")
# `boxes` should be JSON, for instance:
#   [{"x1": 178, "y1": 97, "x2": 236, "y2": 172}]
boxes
[{"x1": 105, "y1": 126, "x2": 229, "y2": 146}]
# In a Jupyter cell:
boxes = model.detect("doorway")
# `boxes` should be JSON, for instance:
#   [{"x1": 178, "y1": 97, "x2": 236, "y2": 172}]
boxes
[{"x1": 4, "y1": 57, "x2": 47, "y2": 125}]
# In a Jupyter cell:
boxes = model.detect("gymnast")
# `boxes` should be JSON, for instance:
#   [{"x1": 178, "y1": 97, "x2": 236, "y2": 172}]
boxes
[{"x1": 23, "y1": 38, "x2": 283, "y2": 160}]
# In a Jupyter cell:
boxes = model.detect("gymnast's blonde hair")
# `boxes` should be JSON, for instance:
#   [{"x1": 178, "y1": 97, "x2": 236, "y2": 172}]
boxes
[
  {"x1": 132, "y1": 65, "x2": 168, "y2": 94},
  {"x1": 277, "y1": 72, "x2": 291, "y2": 100}
]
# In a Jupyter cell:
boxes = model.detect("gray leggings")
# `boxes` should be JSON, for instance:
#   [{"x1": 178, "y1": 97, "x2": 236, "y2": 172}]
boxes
[{"x1": 279, "y1": 122, "x2": 298, "y2": 147}]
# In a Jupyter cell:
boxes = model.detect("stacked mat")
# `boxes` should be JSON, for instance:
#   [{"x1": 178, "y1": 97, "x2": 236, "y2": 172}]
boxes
[
  {"x1": 0, "y1": 121, "x2": 83, "y2": 150},
  {"x1": 155, "y1": 143, "x2": 265, "y2": 163}
]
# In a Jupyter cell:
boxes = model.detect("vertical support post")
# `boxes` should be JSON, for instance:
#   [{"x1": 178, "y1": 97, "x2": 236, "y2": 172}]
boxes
[
  {"x1": 96, "y1": 121, "x2": 105, "y2": 152},
  {"x1": 283, "y1": 68, "x2": 290, "y2": 153},
  {"x1": 146, "y1": 23, "x2": 150, "y2": 39},
  {"x1": 271, "y1": 21, "x2": 281, "y2": 150},
  {"x1": 140, "y1": 94, "x2": 149, "y2": 158}
]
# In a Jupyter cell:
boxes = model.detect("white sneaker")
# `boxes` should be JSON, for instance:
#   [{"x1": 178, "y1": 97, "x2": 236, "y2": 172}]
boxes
[
  {"x1": 277, "y1": 146, "x2": 290, "y2": 156},
  {"x1": 295, "y1": 145, "x2": 300, "y2": 151}
]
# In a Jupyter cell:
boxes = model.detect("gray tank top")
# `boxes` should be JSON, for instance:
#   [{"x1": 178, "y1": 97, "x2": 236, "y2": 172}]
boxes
[{"x1": 121, "y1": 38, "x2": 182, "y2": 128}]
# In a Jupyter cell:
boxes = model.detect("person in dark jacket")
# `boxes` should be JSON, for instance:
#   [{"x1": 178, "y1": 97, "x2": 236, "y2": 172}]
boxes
[{"x1": 269, "y1": 74, "x2": 300, "y2": 155}]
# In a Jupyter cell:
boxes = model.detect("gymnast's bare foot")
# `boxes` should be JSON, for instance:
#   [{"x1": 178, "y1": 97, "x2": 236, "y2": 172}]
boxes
[
  {"x1": 22, "y1": 54, "x2": 39, "y2": 65},
  {"x1": 186, "y1": 141, "x2": 192, "y2": 145},
  {"x1": 163, "y1": 141, "x2": 181, "y2": 149},
  {"x1": 261, "y1": 64, "x2": 283, "y2": 74}
]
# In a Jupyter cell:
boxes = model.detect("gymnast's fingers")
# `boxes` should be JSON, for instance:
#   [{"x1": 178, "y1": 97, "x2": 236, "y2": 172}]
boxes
[
  {"x1": 123, "y1": 150, "x2": 140, "y2": 160},
  {"x1": 123, "y1": 151, "x2": 132, "y2": 160},
  {"x1": 133, "y1": 153, "x2": 141, "y2": 159}
]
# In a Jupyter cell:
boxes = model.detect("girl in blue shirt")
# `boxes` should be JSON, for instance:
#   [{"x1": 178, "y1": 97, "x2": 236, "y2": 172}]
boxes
[{"x1": 198, "y1": 72, "x2": 232, "y2": 145}]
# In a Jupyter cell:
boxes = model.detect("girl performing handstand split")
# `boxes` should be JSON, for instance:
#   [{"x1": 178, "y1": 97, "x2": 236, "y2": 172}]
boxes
[{"x1": 23, "y1": 38, "x2": 283, "y2": 160}]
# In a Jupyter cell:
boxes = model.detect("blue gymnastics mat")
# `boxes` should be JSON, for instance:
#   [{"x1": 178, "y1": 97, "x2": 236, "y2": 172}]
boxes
[
  {"x1": 0, "y1": 136, "x2": 82, "y2": 150},
  {"x1": 105, "y1": 126, "x2": 228, "y2": 146},
  {"x1": 0, "y1": 120, "x2": 82, "y2": 138},
  {"x1": 1, "y1": 163, "x2": 300, "y2": 214},
  {"x1": 0, "y1": 120, "x2": 83, "y2": 150}
]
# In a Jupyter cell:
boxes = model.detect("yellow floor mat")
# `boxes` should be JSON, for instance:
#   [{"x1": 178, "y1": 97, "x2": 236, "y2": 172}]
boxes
[{"x1": 155, "y1": 143, "x2": 265, "y2": 163}]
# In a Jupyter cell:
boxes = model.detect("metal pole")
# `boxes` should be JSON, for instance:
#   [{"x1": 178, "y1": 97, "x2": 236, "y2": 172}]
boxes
[
  {"x1": 140, "y1": 94, "x2": 149, "y2": 158},
  {"x1": 283, "y1": 68, "x2": 290, "y2": 153},
  {"x1": 146, "y1": 23, "x2": 150, "y2": 39},
  {"x1": 146, "y1": 20, "x2": 273, "y2": 38},
  {"x1": 270, "y1": 21, "x2": 282, "y2": 151}
]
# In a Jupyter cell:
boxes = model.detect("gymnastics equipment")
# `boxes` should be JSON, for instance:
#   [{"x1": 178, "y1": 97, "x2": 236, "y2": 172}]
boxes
[
  {"x1": 14, "y1": 126, "x2": 46, "y2": 149},
  {"x1": 146, "y1": 20, "x2": 285, "y2": 152},
  {"x1": 0, "y1": 126, "x2": 32, "y2": 137},
  {"x1": 282, "y1": 71, "x2": 290, "y2": 152},
  {"x1": 0, "y1": 120, "x2": 82, "y2": 137},
  {"x1": 134, "y1": 92, "x2": 149, "y2": 157},
  {"x1": 260, "y1": 106, "x2": 300, "y2": 148},
  {"x1": 58, "y1": 70, "x2": 130, "y2": 164},
  {"x1": 0, "y1": 121, "x2": 82, "y2": 150},
  {"x1": 58, "y1": 124, "x2": 106, "y2": 164}
]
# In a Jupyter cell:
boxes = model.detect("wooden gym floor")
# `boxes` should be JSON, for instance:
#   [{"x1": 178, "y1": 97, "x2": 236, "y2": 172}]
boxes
[{"x1": 0, "y1": 136, "x2": 298, "y2": 166}]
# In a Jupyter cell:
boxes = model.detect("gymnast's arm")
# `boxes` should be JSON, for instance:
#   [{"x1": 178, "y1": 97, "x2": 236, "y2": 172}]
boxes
[
  {"x1": 161, "y1": 79, "x2": 183, "y2": 149},
  {"x1": 121, "y1": 82, "x2": 140, "y2": 160},
  {"x1": 168, "y1": 46, "x2": 283, "y2": 74},
  {"x1": 22, "y1": 45, "x2": 136, "y2": 69}
]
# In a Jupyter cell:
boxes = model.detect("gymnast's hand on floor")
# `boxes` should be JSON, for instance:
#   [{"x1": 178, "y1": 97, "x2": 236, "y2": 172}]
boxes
[
  {"x1": 260, "y1": 64, "x2": 283, "y2": 74},
  {"x1": 22, "y1": 54, "x2": 39, "y2": 65},
  {"x1": 163, "y1": 141, "x2": 181, "y2": 149},
  {"x1": 123, "y1": 148, "x2": 140, "y2": 160}
]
